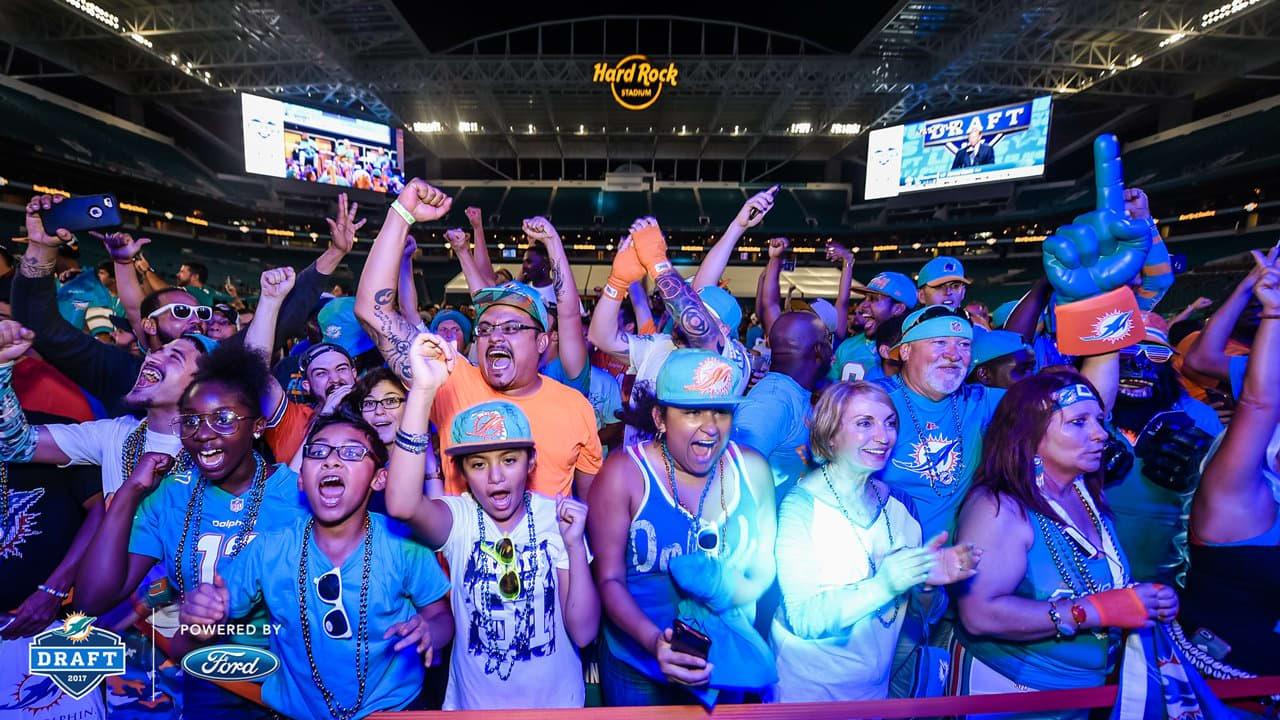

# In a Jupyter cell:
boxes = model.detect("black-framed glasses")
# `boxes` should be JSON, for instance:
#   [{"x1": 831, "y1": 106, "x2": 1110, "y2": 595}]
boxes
[
  {"x1": 303, "y1": 443, "x2": 373, "y2": 462},
  {"x1": 902, "y1": 305, "x2": 972, "y2": 334},
  {"x1": 314, "y1": 568, "x2": 351, "y2": 639},
  {"x1": 173, "y1": 409, "x2": 253, "y2": 438},
  {"x1": 475, "y1": 322, "x2": 539, "y2": 338},
  {"x1": 360, "y1": 396, "x2": 405, "y2": 413},
  {"x1": 482, "y1": 536, "x2": 522, "y2": 600},
  {"x1": 147, "y1": 303, "x2": 213, "y2": 322}
]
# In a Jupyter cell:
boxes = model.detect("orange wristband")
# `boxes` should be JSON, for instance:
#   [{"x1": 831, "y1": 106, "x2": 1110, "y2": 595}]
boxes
[{"x1": 1083, "y1": 587, "x2": 1148, "y2": 629}]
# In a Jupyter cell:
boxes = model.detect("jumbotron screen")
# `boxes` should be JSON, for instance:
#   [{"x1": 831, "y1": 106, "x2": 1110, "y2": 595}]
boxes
[
  {"x1": 241, "y1": 93, "x2": 405, "y2": 192},
  {"x1": 864, "y1": 96, "x2": 1053, "y2": 200}
]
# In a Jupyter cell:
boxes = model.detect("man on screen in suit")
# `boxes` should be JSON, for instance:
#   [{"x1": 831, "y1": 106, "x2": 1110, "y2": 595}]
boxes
[{"x1": 952, "y1": 125, "x2": 995, "y2": 169}]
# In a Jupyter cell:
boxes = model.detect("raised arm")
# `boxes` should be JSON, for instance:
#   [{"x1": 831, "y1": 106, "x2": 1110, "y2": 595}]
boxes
[
  {"x1": 398, "y1": 236, "x2": 422, "y2": 327},
  {"x1": 244, "y1": 267, "x2": 296, "y2": 417},
  {"x1": 355, "y1": 180, "x2": 452, "y2": 383},
  {"x1": 1193, "y1": 247, "x2": 1280, "y2": 544},
  {"x1": 588, "y1": 236, "x2": 646, "y2": 357},
  {"x1": 760, "y1": 238, "x2": 789, "y2": 334},
  {"x1": 524, "y1": 216, "x2": 586, "y2": 378},
  {"x1": 445, "y1": 228, "x2": 490, "y2": 297},
  {"x1": 1168, "y1": 297, "x2": 1213, "y2": 328},
  {"x1": 465, "y1": 206, "x2": 499, "y2": 287},
  {"x1": 94, "y1": 231, "x2": 151, "y2": 343},
  {"x1": 629, "y1": 280, "x2": 654, "y2": 334},
  {"x1": 384, "y1": 333, "x2": 457, "y2": 547},
  {"x1": 630, "y1": 217, "x2": 725, "y2": 352},
  {"x1": 1185, "y1": 263, "x2": 1266, "y2": 382},
  {"x1": 1005, "y1": 277, "x2": 1054, "y2": 342},
  {"x1": 1078, "y1": 352, "x2": 1119, "y2": 415},
  {"x1": 826, "y1": 242, "x2": 855, "y2": 343},
  {"x1": 693, "y1": 186, "x2": 777, "y2": 291}
]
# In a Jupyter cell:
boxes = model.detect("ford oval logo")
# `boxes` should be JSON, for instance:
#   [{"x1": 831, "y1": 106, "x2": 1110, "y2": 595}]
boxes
[{"x1": 182, "y1": 645, "x2": 279, "y2": 682}]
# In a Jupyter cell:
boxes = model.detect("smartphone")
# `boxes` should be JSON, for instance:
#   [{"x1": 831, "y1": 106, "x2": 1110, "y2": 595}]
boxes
[
  {"x1": 39, "y1": 194, "x2": 122, "y2": 234},
  {"x1": 670, "y1": 619, "x2": 711, "y2": 661}
]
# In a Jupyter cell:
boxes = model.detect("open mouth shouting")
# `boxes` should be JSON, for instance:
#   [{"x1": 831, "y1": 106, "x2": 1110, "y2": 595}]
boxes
[
  {"x1": 484, "y1": 344, "x2": 515, "y2": 374},
  {"x1": 1118, "y1": 377, "x2": 1155, "y2": 399},
  {"x1": 488, "y1": 488, "x2": 514, "y2": 514},
  {"x1": 317, "y1": 473, "x2": 347, "y2": 508},
  {"x1": 132, "y1": 360, "x2": 165, "y2": 392}
]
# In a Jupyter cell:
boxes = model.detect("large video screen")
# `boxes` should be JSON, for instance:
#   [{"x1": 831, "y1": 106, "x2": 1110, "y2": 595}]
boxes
[
  {"x1": 864, "y1": 96, "x2": 1053, "y2": 200},
  {"x1": 241, "y1": 93, "x2": 405, "y2": 192}
]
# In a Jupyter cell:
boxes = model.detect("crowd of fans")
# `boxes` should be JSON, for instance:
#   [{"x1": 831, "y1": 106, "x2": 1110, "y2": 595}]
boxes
[{"x1": 1, "y1": 134, "x2": 1276, "y2": 720}]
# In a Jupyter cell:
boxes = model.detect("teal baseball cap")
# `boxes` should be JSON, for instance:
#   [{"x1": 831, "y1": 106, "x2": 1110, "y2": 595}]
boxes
[
  {"x1": 445, "y1": 401, "x2": 536, "y2": 456},
  {"x1": 656, "y1": 349, "x2": 745, "y2": 408},
  {"x1": 991, "y1": 300, "x2": 1018, "y2": 329},
  {"x1": 971, "y1": 328, "x2": 1031, "y2": 367},
  {"x1": 917, "y1": 256, "x2": 971, "y2": 288},
  {"x1": 698, "y1": 286, "x2": 742, "y2": 334},
  {"x1": 863, "y1": 272, "x2": 918, "y2": 309},
  {"x1": 473, "y1": 281, "x2": 551, "y2": 332},
  {"x1": 890, "y1": 304, "x2": 973, "y2": 359},
  {"x1": 430, "y1": 309, "x2": 472, "y2": 339},
  {"x1": 318, "y1": 297, "x2": 375, "y2": 357}
]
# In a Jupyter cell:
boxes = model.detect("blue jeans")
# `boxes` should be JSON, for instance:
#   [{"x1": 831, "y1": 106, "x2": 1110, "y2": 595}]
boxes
[{"x1": 598, "y1": 637, "x2": 744, "y2": 707}]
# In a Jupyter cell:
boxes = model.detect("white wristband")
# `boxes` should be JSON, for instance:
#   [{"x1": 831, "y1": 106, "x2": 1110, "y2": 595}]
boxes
[{"x1": 390, "y1": 200, "x2": 415, "y2": 226}]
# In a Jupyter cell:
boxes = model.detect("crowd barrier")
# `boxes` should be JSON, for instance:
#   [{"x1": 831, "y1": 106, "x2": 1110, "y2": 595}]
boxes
[{"x1": 367, "y1": 676, "x2": 1280, "y2": 719}]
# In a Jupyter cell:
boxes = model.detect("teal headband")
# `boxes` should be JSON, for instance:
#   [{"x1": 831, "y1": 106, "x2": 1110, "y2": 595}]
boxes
[{"x1": 1052, "y1": 383, "x2": 1097, "y2": 409}]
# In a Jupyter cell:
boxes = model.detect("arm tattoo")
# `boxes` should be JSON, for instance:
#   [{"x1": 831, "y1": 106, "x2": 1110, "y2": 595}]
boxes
[
  {"x1": 370, "y1": 287, "x2": 418, "y2": 381},
  {"x1": 551, "y1": 260, "x2": 567, "y2": 303},
  {"x1": 655, "y1": 269, "x2": 718, "y2": 350}
]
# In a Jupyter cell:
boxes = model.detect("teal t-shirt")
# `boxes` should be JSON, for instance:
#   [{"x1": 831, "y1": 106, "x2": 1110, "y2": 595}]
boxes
[
  {"x1": 56, "y1": 271, "x2": 113, "y2": 329},
  {"x1": 542, "y1": 357, "x2": 591, "y2": 396},
  {"x1": 731, "y1": 372, "x2": 812, "y2": 495},
  {"x1": 827, "y1": 333, "x2": 884, "y2": 383},
  {"x1": 129, "y1": 462, "x2": 308, "y2": 644},
  {"x1": 1107, "y1": 395, "x2": 1223, "y2": 584},
  {"x1": 222, "y1": 513, "x2": 451, "y2": 719},
  {"x1": 875, "y1": 378, "x2": 1005, "y2": 539}
]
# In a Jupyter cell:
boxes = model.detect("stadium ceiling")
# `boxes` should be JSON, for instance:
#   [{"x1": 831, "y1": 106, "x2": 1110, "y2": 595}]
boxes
[{"x1": 3, "y1": 0, "x2": 1280, "y2": 177}]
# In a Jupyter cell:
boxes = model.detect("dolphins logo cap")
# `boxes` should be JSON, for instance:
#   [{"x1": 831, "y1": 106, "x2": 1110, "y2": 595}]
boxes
[
  {"x1": 697, "y1": 286, "x2": 742, "y2": 334},
  {"x1": 863, "y1": 272, "x2": 919, "y2": 309},
  {"x1": 917, "y1": 256, "x2": 972, "y2": 288},
  {"x1": 445, "y1": 400, "x2": 536, "y2": 456},
  {"x1": 656, "y1": 348, "x2": 745, "y2": 408},
  {"x1": 473, "y1": 281, "x2": 550, "y2": 332}
]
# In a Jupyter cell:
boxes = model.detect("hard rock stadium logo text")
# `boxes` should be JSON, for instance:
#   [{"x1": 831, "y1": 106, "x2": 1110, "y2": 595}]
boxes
[{"x1": 592, "y1": 55, "x2": 679, "y2": 110}]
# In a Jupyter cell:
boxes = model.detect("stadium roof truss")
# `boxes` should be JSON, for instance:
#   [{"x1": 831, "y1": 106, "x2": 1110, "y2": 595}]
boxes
[{"x1": 1, "y1": 0, "x2": 1279, "y2": 171}]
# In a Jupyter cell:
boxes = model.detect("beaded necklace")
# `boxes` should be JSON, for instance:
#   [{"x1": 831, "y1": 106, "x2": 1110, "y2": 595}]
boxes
[
  {"x1": 298, "y1": 514, "x2": 373, "y2": 720},
  {"x1": 0, "y1": 463, "x2": 9, "y2": 536},
  {"x1": 173, "y1": 452, "x2": 268, "y2": 596},
  {"x1": 821, "y1": 464, "x2": 903, "y2": 627},
  {"x1": 659, "y1": 439, "x2": 727, "y2": 555},
  {"x1": 475, "y1": 492, "x2": 538, "y2": 680},
  {"x1": 894, "y1": 377, "x2": 965, "y2": 498},
  {"x1": 121, "y1": 420, "x2": 151, "y2": 480}
]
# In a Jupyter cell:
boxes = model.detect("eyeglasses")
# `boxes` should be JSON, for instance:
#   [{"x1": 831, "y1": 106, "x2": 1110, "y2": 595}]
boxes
[
  {"x1": 314, "y1": 568, "x2": 351, "y2": 639},
  {"x1": 902, "y1": 305, "x2": 971, "y2": 334},
  {"x1": 303, "y1": 443, "x2": 373, "y2": 462},
  {"x1": 147, "y1": 303, "x2": 213, "y2": 322},
  {"x1": 173, "y1": 409, "x2": 253, "y2": 438},
  {"x1": 360, "y1": 396, "x2": 405, "y2": 413},
  {"x1": 1121, "y1": 343, "x2": 1174, "y2": 364},
  {"x1": 481, "y1": 536, "x2": 522, "y2": 600},
  {"x1": 475, "y1": 322, "x2": 540, "y2": 338}
]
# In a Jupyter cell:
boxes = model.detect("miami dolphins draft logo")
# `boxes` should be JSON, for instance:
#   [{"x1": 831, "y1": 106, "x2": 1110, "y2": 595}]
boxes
[
  {"x1": 1080, "y1": 309, "x2": 1134, "y2": 344},
  {"x1": 470, "y1": 411, "x2": 508, "y2": 441},
  {"x1": 893, "y1": 434, "x2": 963, "y2": 485},
  {"x1": 592, "y1": 55, "x2": 679, "y2": 111},
  {"x1": 683, "y1": 358, "x2": 735, "y2": 397},
  {"x1": 28, "y1": 613, "x2": 126, "y2": 699}
]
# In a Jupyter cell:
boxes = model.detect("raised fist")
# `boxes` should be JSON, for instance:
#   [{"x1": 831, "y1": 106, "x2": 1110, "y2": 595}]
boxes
[
  {"x1": 768, "y1": 237, "x2": 790, "y2": 260},
  {"x1": 443, "y1": 228, "x2": 469, "y2": 252},
  {"x1": 92, "y1": 231, "x2": 151, "y2": 264},
  {"x1": 403, "y1": 235, "x2": 419, "y2": 261},
  {"x1": 628, "y1": 217, "x2": 670, "y2": 276},
  {"x1": 825, "y1": 242, "x2": 853, "y2": 265},
  {"x1": 407, "y1": 331, "x2": 456, "y2": 391},
  {"x1": 1042, "y1": 135, "x2": 1153, "y2": 304},
  {"x1": 522, "y1": 216, "x2": 561, "y2": 246},
  {"x1": 464, "y1": 206, "x2": 483, "y2": 225},
  {"x1": 125, "y1": 452, "x2": 175, "y2": 495},
  {"x1": 396, "y1": 180, "x2": 453, "y2": 223},
  {"x1": 0, "y1": 321, "x2": 34, "y2": 364},
  {"x1": 259, "y1": 267, "x2": 296, "y2": 300}
]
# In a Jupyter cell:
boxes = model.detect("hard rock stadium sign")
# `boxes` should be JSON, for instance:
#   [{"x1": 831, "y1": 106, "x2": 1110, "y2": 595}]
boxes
[{"x1": 592, "y1": 55, "x2": 679, "y2": 110}]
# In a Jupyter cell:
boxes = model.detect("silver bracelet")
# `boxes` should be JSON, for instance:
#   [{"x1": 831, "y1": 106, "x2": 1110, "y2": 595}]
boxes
[
  {"x1": 19, "y1": 255, "x2": 56, "y2": 278},
  {"x1": 38, "y1": 584, "x2": 69, "y2": 600}
]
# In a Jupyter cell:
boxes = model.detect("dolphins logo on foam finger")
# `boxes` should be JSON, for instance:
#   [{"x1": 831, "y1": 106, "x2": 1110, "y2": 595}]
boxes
[{"x1": 1080, "y1": 309, "x2": 1135, "y2": 344}]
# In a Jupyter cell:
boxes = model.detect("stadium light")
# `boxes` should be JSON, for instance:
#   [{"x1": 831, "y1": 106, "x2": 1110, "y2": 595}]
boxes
[
  {"x1": 789, "y1": 122, "x2": 812, "y2": 135},
  {"x1": 413, "y1": 121, "x2": 442, "y2": 133},
  {"x1": 1158, "y1": 32, "x2": 1187, "y2": 48},
  {"x1": 1202, "y1": 0, "x2": 1259, "y2": 27},
  {"x1": 128, "y1": 32, "x2": 152, "y2": 49},
  {"x1": 831, "y1": 123, "x2": 862, "y2": 135},
  {"x1": 64, "y1": 0, "x2": 118, "y2": 30},
  {"x1": 458, "y1": 121, "x2": 479, "y2": 133}
]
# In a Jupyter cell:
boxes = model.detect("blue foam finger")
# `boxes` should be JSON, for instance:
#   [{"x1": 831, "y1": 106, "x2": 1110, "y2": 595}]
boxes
[{"x1": 1094, "y1": 134, "x2": 1126, "y2": 214}]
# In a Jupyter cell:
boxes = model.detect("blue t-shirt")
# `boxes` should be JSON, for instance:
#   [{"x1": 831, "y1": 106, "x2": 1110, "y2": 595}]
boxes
[
  {"x1": 828, "y1": 333, "x2": 883, "y2": 383},
  {"x1": 732, "y1": 372, "x2": 812, "y2": 494},
  {"x1": 875, "y1": 378, "x2": 1006, "y2": 539},
  {"x1": 745, "y1": 325, "x2": 764, "y2": 351},
  {"x1": 542, "y1": 357, "x2": 591, "y2": 396},
  {"x1": 222, "y1": 513, "x2": 451, "y2": 719},
  {"x1": 1228, "y1": 354, "x2": 1248, "y2": 400},
  {"x1": 587, "y1": 367, "x2": 623, "y2": 431}
]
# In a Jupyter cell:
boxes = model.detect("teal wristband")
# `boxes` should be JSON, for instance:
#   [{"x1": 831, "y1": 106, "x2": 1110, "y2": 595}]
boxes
[{"x1": 390, "y1": 200, "x2": 415, "y2": 226}]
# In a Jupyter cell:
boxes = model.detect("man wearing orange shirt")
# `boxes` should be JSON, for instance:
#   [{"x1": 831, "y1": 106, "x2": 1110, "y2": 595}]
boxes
[{"x1": 356, "y1": 180, "x2": 602, "y2": 500}]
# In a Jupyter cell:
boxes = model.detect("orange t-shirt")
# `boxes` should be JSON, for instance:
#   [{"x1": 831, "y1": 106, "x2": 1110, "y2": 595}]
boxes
[
  {"x1": 264, "y1": 400, "x2": 315, "y2": 465},
  {"x1": 431, "y1": 362, "x2": 603, "y2": 498},
  {"x1": 1172, "y1": 331, "x2": 1250, "y2": 403}
]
